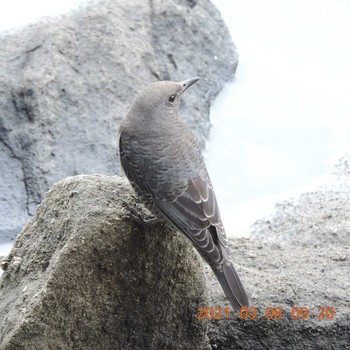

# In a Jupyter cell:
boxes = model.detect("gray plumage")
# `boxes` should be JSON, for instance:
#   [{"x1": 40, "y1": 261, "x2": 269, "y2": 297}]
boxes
[{"x1": 119, "y1": 77, "x2": 248, "y2": 310}]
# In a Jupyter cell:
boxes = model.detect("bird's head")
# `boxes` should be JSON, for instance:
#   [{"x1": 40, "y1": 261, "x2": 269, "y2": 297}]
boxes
[{"x1": 126, "y1": 77, "x2": 200, "y2": 128}]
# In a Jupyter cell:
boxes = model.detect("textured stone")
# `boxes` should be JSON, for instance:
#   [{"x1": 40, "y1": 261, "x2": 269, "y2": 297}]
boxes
[
  {"x1": 0, "y1": 175, "x2": 209, "y2": 350},
  {"x1": 0, "y1": 0, "x2": 238, "y2": 241},
  {"x1": 250, "y1": 155, "x2": 350, "y2": 247},
  {"x1": 206, "y1": 238, "x2": 349, "y2": 349},
  {"x1": 205, "y1": 156, "x2": 350, "y2": 349},
  {"x1": 0, "y1": 142, "x2": 28, "y2": 243}
]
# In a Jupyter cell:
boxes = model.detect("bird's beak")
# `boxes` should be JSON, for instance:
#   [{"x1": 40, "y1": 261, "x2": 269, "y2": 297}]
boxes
[{"x1": 180, "y1": 77, "x2": 200, "y2": 94}]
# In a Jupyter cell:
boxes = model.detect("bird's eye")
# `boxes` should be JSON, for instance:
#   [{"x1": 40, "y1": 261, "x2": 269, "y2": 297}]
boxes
[{"x1": 168, "y1": 95, "x2": 176, "y2": 104}]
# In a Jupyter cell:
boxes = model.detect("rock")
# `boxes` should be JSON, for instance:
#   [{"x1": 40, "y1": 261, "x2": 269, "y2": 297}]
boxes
[
  {"x1": 1, "y1": 164, "x2": 348, "y2": 350},
  {"x1": 206, "y1": 239, "x2": 349, "y2": 349},
  {"x1": 205, "y1": 156, "x2": 350, "y2": 349},
  {"x1": 0, "y1": 0, "x2": 238, "y2": 241},
  {"x1": 0, "y1": 142, "x2": 28, "y2": 243},
  {"x1": 250, "y1": 155, "x2": 350, "y2": 247},
  {"x1": 0, "y1": 175, "x2": 209, "y2": 350}
]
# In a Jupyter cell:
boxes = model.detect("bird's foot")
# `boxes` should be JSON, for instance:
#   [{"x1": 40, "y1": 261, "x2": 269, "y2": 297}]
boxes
[
  {"x1": 129, "y1": 208, "x2": 161, "y2": 226},
  {"x1": 0, "y1": 255, "x2": 23, "y2": 272},
  {"x1": 121, "y1": 200, "x2": 161, "y2": 226}
]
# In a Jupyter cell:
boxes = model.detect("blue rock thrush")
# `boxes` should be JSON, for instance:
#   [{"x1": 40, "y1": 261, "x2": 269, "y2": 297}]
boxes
[{"x1": 119, "y1": 78, "x2": 248, "y2": 310}]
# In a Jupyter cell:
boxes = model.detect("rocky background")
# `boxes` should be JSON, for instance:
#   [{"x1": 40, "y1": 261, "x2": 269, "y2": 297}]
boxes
[
  {"x1": 207, "y1": 155, "x2": 350, "y2": 349},
  {"x1": 0, "y1": 0, "x2": 349, "y2": 349},
  {"x1": 0, "y1": 0, "x2": 237, "y2": 242}
]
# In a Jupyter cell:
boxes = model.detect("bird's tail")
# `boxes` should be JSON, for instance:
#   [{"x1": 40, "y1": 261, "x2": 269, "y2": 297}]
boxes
[{"x1": 212, "y1": 262, "x2": 249, "y2": 311}]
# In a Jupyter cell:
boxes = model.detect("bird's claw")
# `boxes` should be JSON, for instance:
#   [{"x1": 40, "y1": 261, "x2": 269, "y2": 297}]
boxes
[
  {"x1": 0, "y1": 255, "x2": 23, "y2": 272},
  {"x1": 121, "y1": 200, "x2": 161, "y2": 226},
  {"x1": 128, "y1": 207, "x2": 160, "y2": 226}
]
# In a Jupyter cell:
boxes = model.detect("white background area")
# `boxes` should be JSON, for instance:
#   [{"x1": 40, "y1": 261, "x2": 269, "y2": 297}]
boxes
[{"x1": 207, "y1": 0, "x2": 350, "y2": 236}]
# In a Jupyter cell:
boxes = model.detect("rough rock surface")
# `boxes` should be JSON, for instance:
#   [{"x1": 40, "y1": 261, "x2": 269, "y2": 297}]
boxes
[
  {"x1": 250, "y1": 155, "x2": 350, "y2": 248},
  {"x1": 0, "y1": 175, "x2": 209, "y2": 350},
  {"x1": 206, "y1": 156, "x2": 350, "y2": 349},
  {"x1": 0, "y1": 0, "x2": 238, "y2": 241},
  {"x1": 1, "y1": 169, "x2": 349, "y2": 350}
]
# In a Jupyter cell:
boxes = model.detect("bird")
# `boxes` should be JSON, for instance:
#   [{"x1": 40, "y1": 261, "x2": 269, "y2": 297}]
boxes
[{"x1": 118, "y1": 77, "x2": 249, "y2": 311}]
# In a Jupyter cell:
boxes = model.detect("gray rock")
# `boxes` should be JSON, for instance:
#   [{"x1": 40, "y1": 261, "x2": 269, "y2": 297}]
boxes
[
  {"x1": 1, "y1": 165, "x2": 348, "y2": 350},
  {"x1": 0, "y1": 0, "x2": 238, "y2": 241},
  {"x1": 205, "y1": 156, "x2": 350, "y2": 349},
  {"x1": 0, "y1": 142, "x2": 28, "y2": 243},
  {"x1": 250, "y1": 155, "x2": 350, "y2": 247},
  {"x1": 0, "y1": 175, "x2": 209, "y2": 350},
  {"x1": 206, "y1": 239, "x2": 349, "y2": 349}
]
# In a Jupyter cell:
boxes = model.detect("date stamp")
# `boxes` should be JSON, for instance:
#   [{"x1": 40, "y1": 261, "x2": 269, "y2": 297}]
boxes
[{"x1": 197, "y1": 306, "x2": 335, "y2": 320}]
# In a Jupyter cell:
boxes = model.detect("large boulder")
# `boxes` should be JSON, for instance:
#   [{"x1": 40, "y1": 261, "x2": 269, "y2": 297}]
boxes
[
  {"x1": 0, "y1": 0, "x2": 238, "y2": 241},
  {"x1": 0, "y1": 175, "x2": 209, "y2": 350}
]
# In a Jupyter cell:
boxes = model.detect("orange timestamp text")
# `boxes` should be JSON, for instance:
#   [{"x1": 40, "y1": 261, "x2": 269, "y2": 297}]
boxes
[{"x1": 197, "y1": 306, "x2": 335, "y2": 320}]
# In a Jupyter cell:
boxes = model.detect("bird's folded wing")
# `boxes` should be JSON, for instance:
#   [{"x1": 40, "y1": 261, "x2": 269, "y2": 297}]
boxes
[
  {"x1": 151, "y1": 175, "x2": 231, "y2": 264},
  {"x1": 119, "y1": 132, "x2": 229, "y2": 264}
]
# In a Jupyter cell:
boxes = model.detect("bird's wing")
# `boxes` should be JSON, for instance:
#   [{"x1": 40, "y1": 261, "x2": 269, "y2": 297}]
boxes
[
  {"x1": 151, "y1": 173, "x2": 249, "y2": 310},
  {"x1": 153, "y1": 172, "x2": 230, "y2": 264},
  {"x1": 120, "y1": 130, "x2": 228, "y2": 263}
]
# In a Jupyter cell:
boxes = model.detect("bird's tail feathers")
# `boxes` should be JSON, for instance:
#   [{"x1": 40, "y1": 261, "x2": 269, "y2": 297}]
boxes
[{"x1": 213, "y1": 262, "x2": 249, "y2": 311}]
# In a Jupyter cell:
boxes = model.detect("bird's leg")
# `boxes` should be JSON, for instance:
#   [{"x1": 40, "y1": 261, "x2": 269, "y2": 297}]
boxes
[
  {"x1": 121, "y1": 200, "x2": 161, "y2": 226},
  {"x1": 0, "y1": 255, "x2": 23, "y2": 272},
  {"x1": 139, "y1": 216, "x2": 161, "y2": 226},
  {"x1": 128, "y1": 207, "x2": 161, "y2": 226}
]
